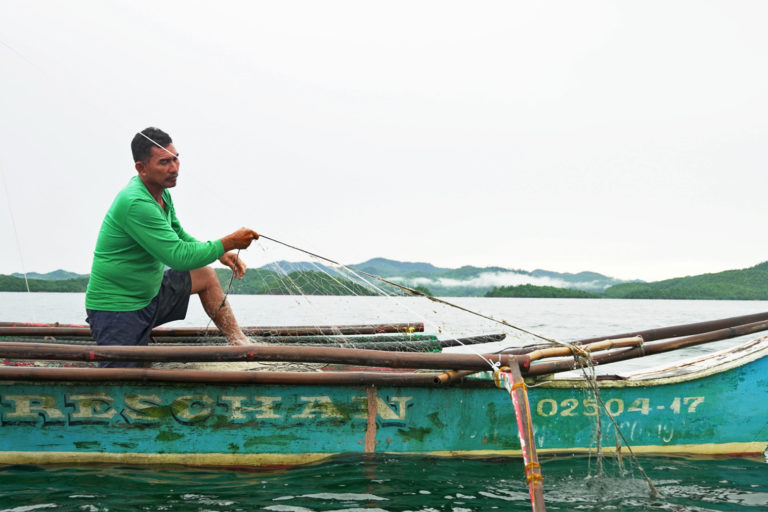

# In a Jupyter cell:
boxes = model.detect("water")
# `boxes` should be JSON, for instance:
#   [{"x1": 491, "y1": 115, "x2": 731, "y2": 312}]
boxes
[
  {"x1": 1, "y1": 293, "x2": 768, "y2": 511},
  {"x1": 1, "y1": 456, "x2": 767, "y2": 511}
]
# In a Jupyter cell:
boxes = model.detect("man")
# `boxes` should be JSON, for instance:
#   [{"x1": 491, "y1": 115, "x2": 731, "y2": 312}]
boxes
[{"x1": 85, "y1": 127, "x2": 259, "y2": 367}]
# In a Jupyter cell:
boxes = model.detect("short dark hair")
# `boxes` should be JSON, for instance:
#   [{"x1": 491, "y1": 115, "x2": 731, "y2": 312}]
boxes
[{"x1": 131, "y1": 127, "x2": 172, "y2": 163}]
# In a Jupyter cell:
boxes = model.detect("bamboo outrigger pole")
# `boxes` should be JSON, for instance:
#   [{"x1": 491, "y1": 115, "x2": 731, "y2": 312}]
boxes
[
  {"x1": 524, "y1": 318, "x2": 768, "y2": 376},
  {"x1": 0, "y1": 365, "x2": 444, "y2": 386},
  {"x1": 0, "y1": 322, "x2": 425, "y2": 338},
  {"x1": 0, "y1": 342, "x2": 516, "y2": 370},
  {"x1": 496, "y1": 365, "x2": 545, "y2": 512},
  {"x1": 4, "y1": 319, "x2": 767, "y2": 376},
  {"x1": 501, "y1": 310, "x2": 768, "y2": 355}
]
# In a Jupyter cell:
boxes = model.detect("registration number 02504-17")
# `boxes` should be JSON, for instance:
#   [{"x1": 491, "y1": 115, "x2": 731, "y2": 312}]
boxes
[{"x1": 534, "y1": 397, "x2": 705, "y2": 418}]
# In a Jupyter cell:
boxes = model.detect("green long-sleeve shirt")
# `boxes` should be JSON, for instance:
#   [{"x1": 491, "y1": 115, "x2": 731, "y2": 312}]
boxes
[{"x1": 85, "y1": 176, "x2": 224, "y2": 311}]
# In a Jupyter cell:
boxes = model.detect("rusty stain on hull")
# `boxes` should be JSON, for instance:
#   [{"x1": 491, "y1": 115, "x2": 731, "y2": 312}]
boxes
[{"x1": 365, "y1": 386, "x2": 377, "y2": 453}]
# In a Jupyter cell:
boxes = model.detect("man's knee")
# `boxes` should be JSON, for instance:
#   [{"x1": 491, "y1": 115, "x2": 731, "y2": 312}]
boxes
[{"x1": 190, "y1": 266, "x2": 220, "y2": 294}]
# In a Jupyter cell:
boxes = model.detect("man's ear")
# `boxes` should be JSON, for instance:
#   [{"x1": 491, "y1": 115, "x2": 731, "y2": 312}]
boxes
[{"x1": 135, "y1": 161, "x2": 144, "y2": 173}]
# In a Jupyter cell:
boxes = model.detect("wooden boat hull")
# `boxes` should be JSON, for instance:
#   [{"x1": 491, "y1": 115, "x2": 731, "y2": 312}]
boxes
[{"x1": 1, "y1": 338, "x2": 767, "y2": 466}]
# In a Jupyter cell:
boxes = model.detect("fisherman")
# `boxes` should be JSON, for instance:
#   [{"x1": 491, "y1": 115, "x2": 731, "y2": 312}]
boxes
[{"x1": 85, "y1": 127, "x2": 259, "y2": 367}]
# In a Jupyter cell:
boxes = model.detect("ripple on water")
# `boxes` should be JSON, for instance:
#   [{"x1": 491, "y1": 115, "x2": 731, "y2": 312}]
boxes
[{"x1": 0, "y1": 454, "x2": 766, "y2": 511}]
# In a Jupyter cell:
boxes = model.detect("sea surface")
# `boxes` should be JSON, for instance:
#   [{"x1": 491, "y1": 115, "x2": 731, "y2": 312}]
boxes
[{"x1": 1, "y1": 293, "x2": 768, "y2": 511}]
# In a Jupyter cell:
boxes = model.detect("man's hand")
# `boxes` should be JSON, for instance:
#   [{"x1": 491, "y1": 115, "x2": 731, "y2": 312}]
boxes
[
  {"x1": 221, "y1": 228, "x2": 259, "y2": 252},
  {"x1": 219, "y1": 251, "x2": 247, "y2": 279}
]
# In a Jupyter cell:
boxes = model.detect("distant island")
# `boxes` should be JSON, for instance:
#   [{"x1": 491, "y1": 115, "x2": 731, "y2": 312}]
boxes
[
  {"x1": 2, "y1": 258, "x2": 768, "y2": 300},
  {"x1": 485, "y1": 284, "x2": 600, "y2": 299}
]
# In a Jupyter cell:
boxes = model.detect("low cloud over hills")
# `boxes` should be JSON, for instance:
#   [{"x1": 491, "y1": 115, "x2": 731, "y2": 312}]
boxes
[{"x1": 350, "y1": 258, "x2": 629, "y2": 296}]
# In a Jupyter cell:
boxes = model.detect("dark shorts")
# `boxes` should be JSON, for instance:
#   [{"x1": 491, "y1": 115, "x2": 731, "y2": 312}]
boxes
[{"x1": 86, "y1": 269, "x2": 192, "y2": 368}]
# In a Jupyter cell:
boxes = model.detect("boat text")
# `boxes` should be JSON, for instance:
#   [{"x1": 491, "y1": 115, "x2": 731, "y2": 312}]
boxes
[
  {"x1": 534, "y1": 396, "x2": 705, "y2": 417},
  {"x1": 0, "y1": 393, "x2": 414, "y2": 426}
]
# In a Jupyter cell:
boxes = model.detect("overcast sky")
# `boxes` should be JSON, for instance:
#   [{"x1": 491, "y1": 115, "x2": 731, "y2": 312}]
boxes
[{"x1": 1, "y1": 1, "x2": 766, "y2": 282}]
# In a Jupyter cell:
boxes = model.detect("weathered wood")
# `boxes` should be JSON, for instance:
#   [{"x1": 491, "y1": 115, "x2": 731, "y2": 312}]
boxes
[
  {"x1": 525, "y1": 336, "x2": 643, "y2": 362},
  {"x1": 524, "y1": 319, "x2": 768, "y2": 375},
  {"x1": 0, "y1": 342, "x2": 516, "y2": 370},
  {"x1": 498, "y1": 365, "x2": 546, "y2": 512},
  {"x1": 0, "y1": 336, "x2": 767, "y2": 466},
  {"x1": 434, "y1": 337, "x2": 643, "y2": 384},
  {"x1": 0, "y1": 322, "x2": 425, "y2": 338},
  {"x1": 0, "y1": 333, "x2": 505, "y2": 353},
  {"x1": 575, "y1": 311, "x2": 768, "y2": 343},
  {"x1": 0, "y1": 366, "x2": 447, "y2": 386}
]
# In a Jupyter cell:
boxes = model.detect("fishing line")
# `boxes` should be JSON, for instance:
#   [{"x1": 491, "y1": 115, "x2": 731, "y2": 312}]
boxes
[
  {"x1": 255, "y1": 247, "x2": 498, "y2": 363},
  {"x1": 204, "y1": 249, "x2": 241, "y2": 333},
  {"x1": 579, "y1": 362, "x2": 660, "y2": 498},
  {"x1": 137, "y1": 131, "x2": 179, "y2": 158},
  {"x1": 258, "y1": 233, "x2": 567, "y2": 348},
  {"x1": 0, "y1": 164, "x2": 30, "y2": 294},
  {"x1": 256, "y1": 234, "x2": 661, "y2": 497},
  {"x1": 5, "y1": 31, "x2": 663, "y2": 502},
  {"x1": 0, "y1": 38, "x2": 37, "y2": 69},
  {"x1": 253, "y1": 234, "x2": 581, "y2": 373}
]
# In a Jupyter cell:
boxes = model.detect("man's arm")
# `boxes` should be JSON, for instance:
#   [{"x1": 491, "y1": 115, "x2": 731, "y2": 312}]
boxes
[
  {"x1": 219, "y1": 228, "x2": 259, "y2": 279},
  {"x1": 124, "y1": 198, "x2": 224, "y2": 270},
  {"x1": 220, "y1": 228, "x2": 259, "y2": 252}
]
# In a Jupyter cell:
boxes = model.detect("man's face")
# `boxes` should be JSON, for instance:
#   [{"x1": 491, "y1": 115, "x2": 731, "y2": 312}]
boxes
[{"x1": 136, "y1": 144, "x2": 180, "y2": 190}]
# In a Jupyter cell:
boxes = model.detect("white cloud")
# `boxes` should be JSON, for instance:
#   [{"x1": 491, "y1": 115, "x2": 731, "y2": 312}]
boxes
[{"x1": 396, "y1": 271, "x2": 609, "y2": 290}]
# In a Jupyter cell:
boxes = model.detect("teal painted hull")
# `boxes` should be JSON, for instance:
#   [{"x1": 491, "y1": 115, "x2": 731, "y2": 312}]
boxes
[{"x1": 1, "y1": 340, "x2": 767, "y2": 465}]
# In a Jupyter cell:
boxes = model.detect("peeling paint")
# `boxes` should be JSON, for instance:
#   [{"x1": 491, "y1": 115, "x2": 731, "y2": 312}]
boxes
[{"x1": 397, "y1": 426, "x2": 432, "y2": 443}]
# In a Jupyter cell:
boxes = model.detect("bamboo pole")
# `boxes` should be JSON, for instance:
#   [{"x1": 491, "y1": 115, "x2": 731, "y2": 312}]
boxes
[
  {"x1": 0, "y1": 322, "x2": 425, "y2": 338},
  {"x1": 0, "y1": 342, "x2": 515, "y2": 370},
  {"x1": 433, "y1": 337, "x2": 643, "y2": 384},
  {"x1": 497, "y1": 365, "x2": 546, "y2": 511},
  {"x1": 284, "y1": 333, "x2": 504, "y2": 352},
  {"x1": 502, "y1": 310, "x2": 768, "y2": 355},
  {"x1": 0, "y1": 366, "x2": 446, "y2": 386},
  {"x1": 5, "y1": 320, "x2": 763, "y2": 378},
  {"x1": 574, "y1": 311, "x2": 768, "y2": 344},
  {"x1": 0, "y1": 321, "x2": 88, "y2": 328},
  {"x1": 0, "y1": 333, "x2": 505, "y2": 352},
  {"x1": 524, "y1": 336, "x2": 642, "y2": 362},
  {"x1": 524, "y1": 319, "x2": 768, "y2": 376}
]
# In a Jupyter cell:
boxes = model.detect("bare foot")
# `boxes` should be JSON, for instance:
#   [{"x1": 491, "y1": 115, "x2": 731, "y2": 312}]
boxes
[{"x1": 229, "y1": 337, "x2": 253, "y2": 346}]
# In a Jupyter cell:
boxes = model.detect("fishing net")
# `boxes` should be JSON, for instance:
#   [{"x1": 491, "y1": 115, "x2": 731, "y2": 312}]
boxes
[{"x1": 192, "y1": 235, "x2": 553, "y2": 356}]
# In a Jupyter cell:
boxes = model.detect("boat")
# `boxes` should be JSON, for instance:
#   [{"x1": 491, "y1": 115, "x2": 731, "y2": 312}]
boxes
[{"x1": 0, "y1": 312, "x2": 767, "y2": 469}]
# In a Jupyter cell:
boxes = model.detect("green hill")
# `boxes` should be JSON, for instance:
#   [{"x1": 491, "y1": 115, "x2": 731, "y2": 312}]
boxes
[
  {"x1": 214, "y1": 269, "x2": 377, "y2": 295},
  {"x1": 485, "y1": 284, "x2": 600, "y2": 298},
  {"x1": 11, "y1": 269, "x2": 87, "y2": 281},
  {"x1": 6, "y1": 260, "x2": 768, "y2": 299},
  {"x1": 0, "y1": 275, "x2": 89, "y2": 292},
  {"x1": 352, "y1": 258, "x2": 624, "y2": 295},
  {"x1": 603, "y1": 261, "x2": 768, "y2": 299}
]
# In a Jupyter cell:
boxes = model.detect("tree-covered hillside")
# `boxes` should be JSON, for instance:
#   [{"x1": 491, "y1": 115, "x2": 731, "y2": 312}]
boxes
[
  {"x1": 351, "y1": 258, "x2": 624, "y2": 295},
  {"x1": 213, "y1": 269, "x2": 378, "y2": 295},
  {"x1": 602, "y1": 261, "x2": 768, "y2": 299},
  {"x1": 0, "y1": 275, "x2": 89, "y2": 292},
  {"x1": 485, "y1": 284, "x2": 600, "y2": 298},
  {"x1": 5, "y1": 259, "x2": 768, "y2": 299}
]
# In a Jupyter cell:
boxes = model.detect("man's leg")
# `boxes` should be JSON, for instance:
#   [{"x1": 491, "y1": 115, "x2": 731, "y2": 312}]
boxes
[
  {"x1": 87, "y1": 307, "x2": 156, "y2": 368},
  {"x1": 190, "y1": 266, "x2": 250, "y2": 345}
]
